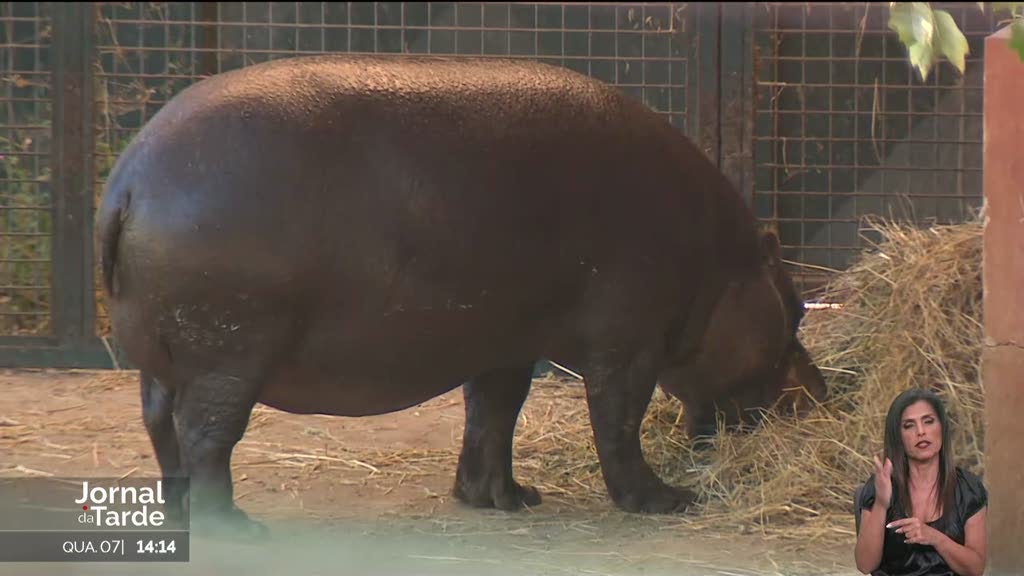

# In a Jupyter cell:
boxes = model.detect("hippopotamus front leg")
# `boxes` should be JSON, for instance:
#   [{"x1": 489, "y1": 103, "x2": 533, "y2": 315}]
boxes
[
  {"x1": 583, "y1": 349, "x2": 697, "y2": 514},
  {"x1": 453, "y1": 363, "x2": 541, "y2": 510}
]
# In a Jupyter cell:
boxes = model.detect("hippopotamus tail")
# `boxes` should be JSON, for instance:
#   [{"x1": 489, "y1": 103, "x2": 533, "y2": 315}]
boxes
[{"x1": 97, "y1": 173, "x2": 131, "y2": 299}]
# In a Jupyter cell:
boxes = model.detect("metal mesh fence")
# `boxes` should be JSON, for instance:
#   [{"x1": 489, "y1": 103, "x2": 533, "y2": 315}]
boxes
[
  {"x1": 0, "y1": 2, "x2": 1006, "y2": 359},
  {"x1": 91, "y1": 1, "x2": 692, "y2": 336},
  {"x1": 752, "y1": 2, "x2": 997, "y2": 294},
  {"x1": 0, "y1": 2, "x2": 52, "y2": 336}
]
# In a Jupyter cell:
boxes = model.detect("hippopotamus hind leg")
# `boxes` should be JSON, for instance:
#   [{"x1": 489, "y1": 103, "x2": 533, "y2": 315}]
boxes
[
  {"x1": 172, "y1": 372, "x2": 267, "y2": 540},
  {"x1": 140, "y1": 372, "x2": 187, "y2": 524},
  {"x1": 453, "y1": 363, "x2": 541, "y2": 510}
]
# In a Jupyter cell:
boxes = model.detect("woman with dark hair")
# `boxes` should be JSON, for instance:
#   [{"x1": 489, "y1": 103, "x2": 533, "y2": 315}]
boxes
[{"x1": 853, "y1": 388, "x2": 988, "y2": 576}]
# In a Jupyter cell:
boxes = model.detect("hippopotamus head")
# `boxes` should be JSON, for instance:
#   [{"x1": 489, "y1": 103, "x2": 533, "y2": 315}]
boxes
[{"x1": 659, "y1": 231, "x2": 827, "y2": 441}]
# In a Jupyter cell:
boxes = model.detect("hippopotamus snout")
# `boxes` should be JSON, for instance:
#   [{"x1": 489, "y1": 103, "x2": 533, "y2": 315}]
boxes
[{"x1": 675, "y1": 336, "x2": 826, "y2": 447}]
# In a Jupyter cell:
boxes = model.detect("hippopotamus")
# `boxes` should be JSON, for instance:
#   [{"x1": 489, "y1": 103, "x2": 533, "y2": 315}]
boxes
[{"x1": 96, "y1": 54, "x2": 826, "y2": 536}]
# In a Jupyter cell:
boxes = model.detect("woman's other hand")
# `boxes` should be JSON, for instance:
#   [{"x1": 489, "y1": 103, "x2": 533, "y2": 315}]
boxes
[{"x1": 888, "y1": 517, "x2": 944, "y2": 547}]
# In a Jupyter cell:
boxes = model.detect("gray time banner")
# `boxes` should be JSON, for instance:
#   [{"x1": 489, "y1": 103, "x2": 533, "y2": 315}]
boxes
[{"x1": 0, "y1": 530, "x2": 188, "y2": 562}]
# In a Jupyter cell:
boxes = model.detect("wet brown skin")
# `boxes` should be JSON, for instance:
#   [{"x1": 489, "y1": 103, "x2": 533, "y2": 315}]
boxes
[{"x1": 97, "y1": 54, "x2": 826, "y2": 539}]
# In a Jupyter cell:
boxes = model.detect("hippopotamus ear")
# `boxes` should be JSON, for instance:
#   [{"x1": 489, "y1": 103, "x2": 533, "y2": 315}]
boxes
[{"x1": 761, "y1": 230, "x2": 782, "y2": 268}]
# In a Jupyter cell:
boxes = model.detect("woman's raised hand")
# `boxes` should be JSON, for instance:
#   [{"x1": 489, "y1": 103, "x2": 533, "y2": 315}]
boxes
[{"x1": 873, "y1": 454, "x2": 893, "y2": 509}]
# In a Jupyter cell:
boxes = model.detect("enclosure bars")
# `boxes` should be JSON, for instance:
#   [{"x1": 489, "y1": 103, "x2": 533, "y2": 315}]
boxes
[{"x1": 0, "y1": 2, "x2": 115, "y2": 368}]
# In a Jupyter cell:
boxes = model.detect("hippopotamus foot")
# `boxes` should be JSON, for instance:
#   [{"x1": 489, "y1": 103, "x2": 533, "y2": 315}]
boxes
[
  {"x1": 583, "y1": 350, "x2": 697, "y2": 514},
  {"x1": 453, "y1": 363, "x2": 542, "y2": 511},
  {"x1": 454, "y1": 476, "x2": 542, "y2": 511},
  {"x1": 167, "y1": 371, "x2": 264, "y2": 538},
  {"x1": 191, "y1": 505, "x2": 270, "y2": 543},
  {"x1": 610, "y1": 472, "x2": 696, "y2": 514}
]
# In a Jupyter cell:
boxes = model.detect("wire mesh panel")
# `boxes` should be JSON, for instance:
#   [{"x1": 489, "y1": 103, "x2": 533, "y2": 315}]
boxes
[
  {"x1": 752, "y1": 2, "x2": 998, "y2": 295},
  {"x1": 91, "y1": 2, "x2": 692, "y2": 336},
  {"x1": 208, "y1": 2, "x2": 688, "y2": 127},
  {"x1": 0, "y1": 2, "x2": 52, "y2": 336}
]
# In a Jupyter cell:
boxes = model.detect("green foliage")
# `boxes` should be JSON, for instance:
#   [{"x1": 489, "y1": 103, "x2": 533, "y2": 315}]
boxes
[
  {"x1": 887, "y1": 3, "x2": 970, "y2": 81},
  {"x1": 1010, "y1": 17, "x2": 1024, "y2": 60},
  {"x1": 888, "y1": 2, "x2": 1024, "y2": 81},
  {"x1": 932, "y1": 9, "x2": 970, "y2": 72},
  {"x1": 986, "y1": 3, "x2": 1024, "y2": 60}
]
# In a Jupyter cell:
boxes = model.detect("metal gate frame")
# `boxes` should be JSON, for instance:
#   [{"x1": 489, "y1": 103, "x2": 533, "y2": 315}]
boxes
[
  {"x1": 0, "y1": 2, "x2": 754, "y2": 369},
  {"x1": 1, "y1": 3, "x2": 116, "y2": 367}
]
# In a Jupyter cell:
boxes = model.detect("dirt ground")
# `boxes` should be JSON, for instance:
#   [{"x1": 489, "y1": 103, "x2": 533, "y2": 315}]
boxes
[{"x1": 0, "y1": 368, "x2": 860, "y2": 575}]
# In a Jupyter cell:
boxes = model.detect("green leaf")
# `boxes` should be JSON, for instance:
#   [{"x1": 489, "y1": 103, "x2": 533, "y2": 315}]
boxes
[
  {"x1": 1010, "y1": 18, "x2": 1024, "y2": 61},
  {"x1": 932, "y1": 9, "x2": 970, "y2": 74},
  {"x1": 887, "y1": 3, "x2": 935, "y2": 44},
  {"x1": 909, "y1": 2, "x2": 936, "y2": 45},
  {"x1": 888, "y1": 3, "x2": 920, "y2": 45},
  {"x1": 888, "y1": 3, "x2": 939, "y2": 80},
  {"x1": 908, "y1": 41, "x2": 935, "y2": 80}
]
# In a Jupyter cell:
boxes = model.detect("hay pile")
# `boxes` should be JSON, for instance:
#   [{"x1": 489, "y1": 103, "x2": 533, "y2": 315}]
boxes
[
  {"x1": 516, "y1": 216, "x2": 986, "y2": 544},
  {"x1": 662, "y1": 216, "x2": 984, "y2": 542}
]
